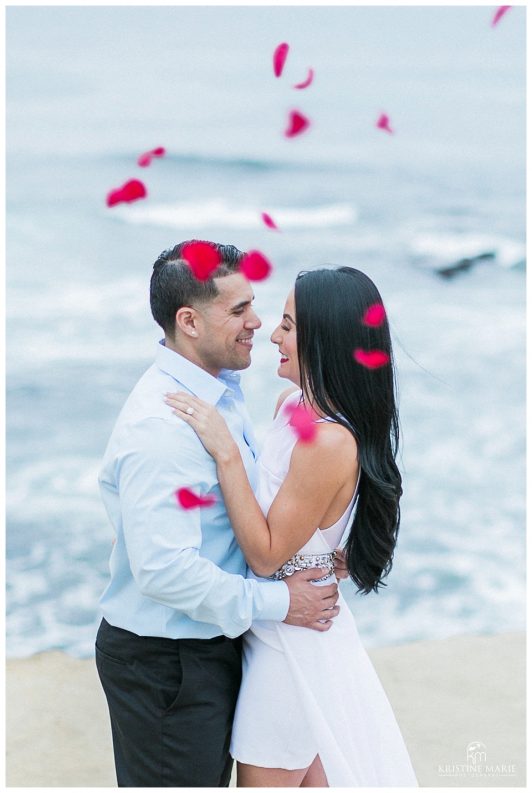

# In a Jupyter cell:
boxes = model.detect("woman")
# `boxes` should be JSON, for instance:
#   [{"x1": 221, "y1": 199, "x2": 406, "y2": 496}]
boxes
[{"x1": 165, "y1": 267, "x2": 418, "y2": 787}]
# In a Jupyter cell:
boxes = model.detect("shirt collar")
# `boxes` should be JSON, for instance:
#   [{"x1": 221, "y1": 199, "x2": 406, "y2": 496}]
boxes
[{"x1": 156, "y1": 340, "x2": 239, "y2": 405}]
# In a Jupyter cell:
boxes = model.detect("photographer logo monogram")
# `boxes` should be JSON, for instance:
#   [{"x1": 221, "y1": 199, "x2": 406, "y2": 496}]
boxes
[{"x1": 438, "y1": 741, "x2": 516, "y2": 778}]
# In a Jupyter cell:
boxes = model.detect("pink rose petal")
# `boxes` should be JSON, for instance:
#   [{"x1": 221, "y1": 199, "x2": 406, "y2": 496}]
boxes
[
  {"x1": 106, "y1": 179, "x2": 147, "y2": 207},
  {"x1": 492, "y1": 6, "x2": 511, "y2": 26},
  {"x1": 376, "y1": 113, "x2": 394, "y2": 134},
  {"x1": 261, "y1": 212, "x2": 279, "y2": 231},
  {"x1": 361, "y1": 303, "x2": 386, "y2": 327},
  {"x1": 283, "y1": 402, "x2": 319, "y2": 444},
  {"x1": 137, "y1": 146, "x2": 166, "y2": 167},
  {"x1": 353, "y1": 349, "x2": 390, "y2": 369},
  {"x1": 273, "y1": 42, "x2": 289, "y2": 77},
  {"x1": 285, "y1": 110, "x2": 311, "y2": 138},
  {"x1": 293, "y1": 68, "x2": 314, "y2": 90},
  {"x1": 176, "y1": 487, "x2": 217, "y2": 510},
  {"x1": 181, "y1": 241, "x2": 222, "y2": 281},
  {"x1": 240, "y1": 250, "x2": 272, "y2": 281}
]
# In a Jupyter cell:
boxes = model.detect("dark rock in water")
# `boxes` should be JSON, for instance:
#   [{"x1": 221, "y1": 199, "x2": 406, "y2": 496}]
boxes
[{"x1": 436, "y1": 251, "x2": 496, "y2": 279}]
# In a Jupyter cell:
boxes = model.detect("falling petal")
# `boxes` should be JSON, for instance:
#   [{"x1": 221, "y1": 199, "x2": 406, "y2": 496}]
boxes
[
  {"x1": 293, "y1": 68, "x2": 314, "y2": 90},
  {"x1": 362, "y1": 303, "x2": 386, "y2": 327},
  {"x1": 283, "y1": 402, "x2": 319, "y2": 444},
  {"x1": 492, "y1": 6, "x2": 511, "y2": 26},
  {"x1": 106, "y1": 179, "x2": 147, "y2": 207},
  {"x1": 261, "y1": 212, "x2": 279, "y2": 231},
  {"x1": 181, "y1": 241, "x2": 222, "y2": 281},
  {"x1": 376, "y1": 113, "x2": 394, "y2": 134},
  {"x1": 176, "y1": 487, "x2": 217, "y2": 510},
  {"x1": 273, "y1": 42, "x2": 289, "y2": 77},
  {"x1": 285, "y1": 110, "x2": 311, "y2": 138},
  {"x1": 353, "y1": 349, "x2": 390, "y2": 369},
  {"x1": 137, "y1": 146, "x2": 166, "y2": 167},
  {"x1": 240, "y1": 250, "x2": 272, "y2": 281}
]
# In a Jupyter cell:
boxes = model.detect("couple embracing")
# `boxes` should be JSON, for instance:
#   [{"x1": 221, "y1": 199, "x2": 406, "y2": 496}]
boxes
[{"x1": 95, "y1": 240, "x2": 418, "y2": 788}]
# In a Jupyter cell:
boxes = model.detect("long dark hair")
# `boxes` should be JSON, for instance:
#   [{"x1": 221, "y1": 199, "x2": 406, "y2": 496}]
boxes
[{"x1": 294, "y1": 267, "x2": 402, "y2": 594}]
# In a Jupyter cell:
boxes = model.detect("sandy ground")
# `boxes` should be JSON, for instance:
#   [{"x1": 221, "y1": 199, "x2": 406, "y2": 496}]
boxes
[{"x1": 6, "y1": 631, "x2": 525, "y2": 788}]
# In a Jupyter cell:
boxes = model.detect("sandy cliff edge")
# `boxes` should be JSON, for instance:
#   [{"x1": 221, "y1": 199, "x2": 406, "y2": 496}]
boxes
[{"x1": 6, "y1": 632, "x2": 525, "y2": 787}]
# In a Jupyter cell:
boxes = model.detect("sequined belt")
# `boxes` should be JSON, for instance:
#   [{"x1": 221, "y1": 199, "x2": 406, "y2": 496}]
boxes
[{"x1": 269, "y1": 551, "x2": 337, "y2": 582}]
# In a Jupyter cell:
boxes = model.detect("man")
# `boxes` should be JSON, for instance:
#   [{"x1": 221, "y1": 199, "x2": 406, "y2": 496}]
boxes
[{"x1": 95, "y1": 240, "x2": 340, "y2": 787}]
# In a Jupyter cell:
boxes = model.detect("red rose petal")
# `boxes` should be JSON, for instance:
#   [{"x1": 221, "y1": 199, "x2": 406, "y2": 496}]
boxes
[
  {"x1": 353, "y1": 349, "x2": 390, "y2": 369},
  {"x1": 240, "y1": 250, "x2": 272, "y2": 281},
  {"x1": 293, "y1": 68, "x2": 314, "y2": 90},
  {"x1": 492, "y1": 6, "x2": 511, "y2": 26},
  {"x1": 273, "y1": 42, "x2": 289, "y2": 77},
  {"x1": 376, "y1": 113, "x2": 394, "y2": 134},
  {"x1": 289, "y1": 411, "x2": 317, "y2": 443},
  {"x1": 181, "y1": 241, "x2": 222, "y2": 281},
  {"x1": 176, "y1": 487, "x2": 217, "y2": 510},
  {"x1": 261, "y1": 212, "x2": 279, "y2": 231},
  {"x1": 283, "y1": 402, "x2": 319, "y2": 444},
  {"x1": 106, "y1": 179, "x2": 147, "y2": 207},
  {"x1": 285, "y1": 110, "x2": 311, "y2": 138},
  {"x1": 137, "y1": 146, "x2": 166, "y2": 167},
  {"x1": 361, "y1": 303, "x2": 386, "y2": 327}
]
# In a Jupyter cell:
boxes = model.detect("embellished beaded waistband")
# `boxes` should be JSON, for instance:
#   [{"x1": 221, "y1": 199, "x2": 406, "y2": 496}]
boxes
[{"x1": 269, "y1": 551, "x2": 337, "y2": 582}]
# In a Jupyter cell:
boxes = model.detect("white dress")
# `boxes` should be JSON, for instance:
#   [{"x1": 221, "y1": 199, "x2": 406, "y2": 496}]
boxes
[{"x1": 230, "y1": 390, "x2": 418, "y2": 787}]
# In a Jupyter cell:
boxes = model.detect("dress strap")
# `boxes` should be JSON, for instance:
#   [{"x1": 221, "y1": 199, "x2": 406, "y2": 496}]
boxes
[{"x1": 275, "y1": 388, "x2": 302, "y2": 420}]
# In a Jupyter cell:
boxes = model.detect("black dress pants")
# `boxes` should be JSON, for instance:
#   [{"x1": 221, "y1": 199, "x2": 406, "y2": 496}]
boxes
[{"x1": 95, "y1": 618, "x2": 242, "y2": 787}]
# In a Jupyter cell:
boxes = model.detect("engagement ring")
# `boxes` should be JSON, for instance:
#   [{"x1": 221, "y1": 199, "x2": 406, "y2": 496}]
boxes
[{"x1": 186, "y1": 407, "x2": 195, "y2": 415}]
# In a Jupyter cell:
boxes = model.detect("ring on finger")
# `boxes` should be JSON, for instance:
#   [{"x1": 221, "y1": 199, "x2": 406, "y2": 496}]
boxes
[{"x1": 186, "y1": 406, "x2": 195, "y2": 416}]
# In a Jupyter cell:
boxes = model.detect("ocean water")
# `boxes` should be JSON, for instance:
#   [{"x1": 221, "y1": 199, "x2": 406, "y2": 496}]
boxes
[{"x1": 6, "y1": 6, "x2": 526, "y2": 658}]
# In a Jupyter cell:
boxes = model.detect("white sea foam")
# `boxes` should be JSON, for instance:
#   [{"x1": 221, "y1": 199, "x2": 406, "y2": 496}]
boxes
[
  {"x1": 7, "y1": 278, "x2": 146, "y2": 322},
  {"x1": 407, "y1": 231, "x2": 525, "y2": 269},
  {"x1": 111, "y1": 199, "x2": 358, "y2": 231},
  {"x1": 7, "y1": 456, "x2": 107, "y2": 525},
  {"x1": 6, "y1": 600, "x2": 102, "y2": 659}
]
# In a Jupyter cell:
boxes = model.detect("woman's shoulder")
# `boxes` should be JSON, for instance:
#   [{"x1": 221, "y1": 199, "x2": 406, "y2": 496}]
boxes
[
  {"x1": 290, "y1": 420, "x2": 358, "y2": 478},
  {"x1": 273, "y1": 386, "x2": 301, "y2": 419},
  {"x1": 312, "y1": 420, "x2": 358, "y2": 457},
  {"x1": 287, "y1": 421, "x2": 358, "y2": 490},
  {"x1": 307, "y1": 420, "x2": 358, "y2": 456}
]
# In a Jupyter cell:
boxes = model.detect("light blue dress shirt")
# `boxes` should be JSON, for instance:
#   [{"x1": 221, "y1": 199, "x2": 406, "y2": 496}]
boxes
[{"x1": 98, "y1": 341, "x2": 289, "y2": 639}]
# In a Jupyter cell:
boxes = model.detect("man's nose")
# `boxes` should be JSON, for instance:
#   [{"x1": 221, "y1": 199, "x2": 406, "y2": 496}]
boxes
[{"x1": 246, "y1": 310, "x2": 262, "y2": 329}]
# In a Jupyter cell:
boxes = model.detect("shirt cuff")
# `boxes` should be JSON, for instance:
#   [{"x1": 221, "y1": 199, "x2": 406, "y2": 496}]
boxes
[{"x1": 253, "y1": 579, "x2": 290, "y2": 623}]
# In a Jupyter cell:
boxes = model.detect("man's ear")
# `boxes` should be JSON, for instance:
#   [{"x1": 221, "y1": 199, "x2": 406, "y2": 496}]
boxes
[{"x1": 175, "y1": 306, "x2": 199, "y2": 338}]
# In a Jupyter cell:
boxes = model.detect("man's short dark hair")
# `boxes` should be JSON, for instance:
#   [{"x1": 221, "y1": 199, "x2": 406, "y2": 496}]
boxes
[{"x1": 150, "y1": 240, "x2": 245, "y2": 334}]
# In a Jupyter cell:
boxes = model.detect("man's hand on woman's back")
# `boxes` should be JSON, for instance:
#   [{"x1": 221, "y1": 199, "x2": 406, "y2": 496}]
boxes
[{"x1": 283, "y1": 568, "x2": 340, "y2": 632}]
